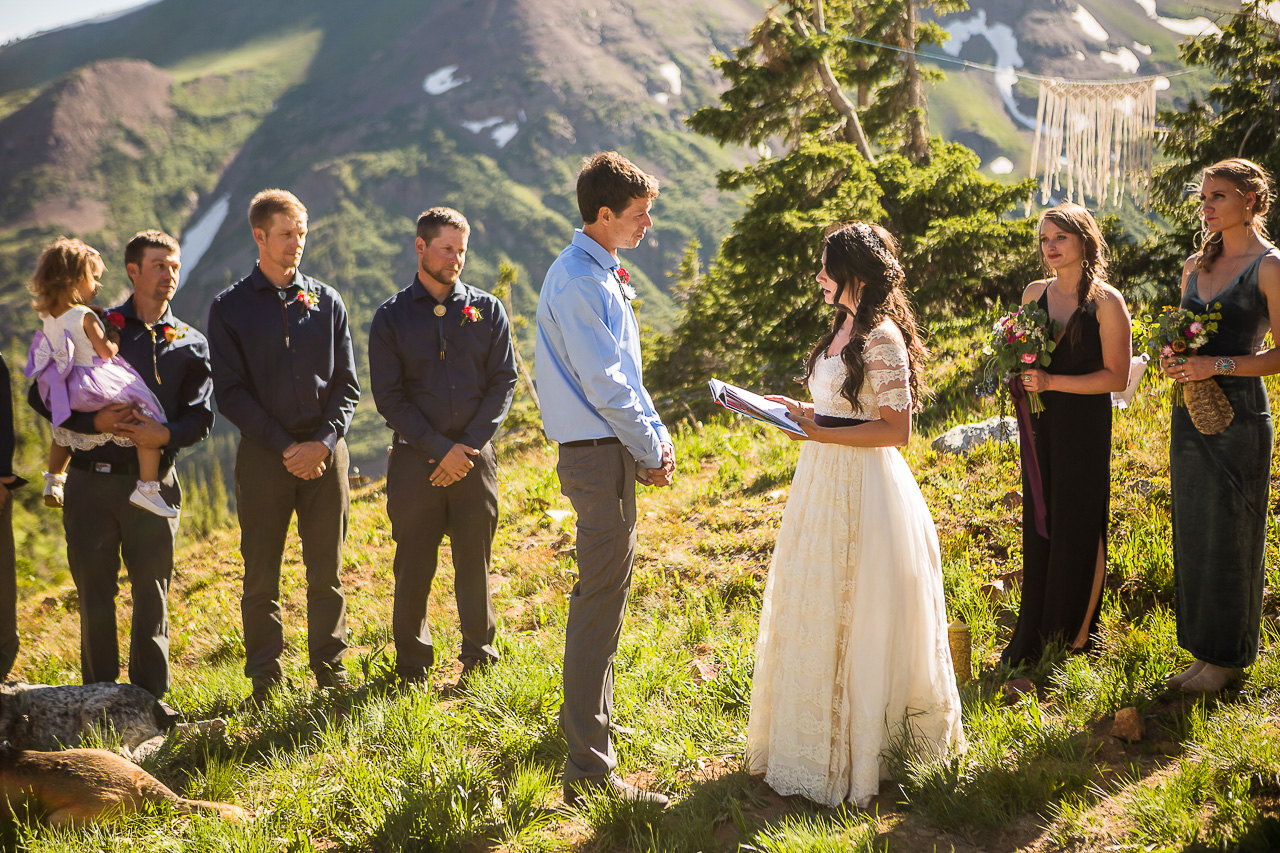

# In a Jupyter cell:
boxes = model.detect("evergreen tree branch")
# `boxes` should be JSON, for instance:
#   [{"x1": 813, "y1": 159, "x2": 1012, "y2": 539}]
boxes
[{"x1": 804, "y1": 0, "x2": 875, "y2": 162}]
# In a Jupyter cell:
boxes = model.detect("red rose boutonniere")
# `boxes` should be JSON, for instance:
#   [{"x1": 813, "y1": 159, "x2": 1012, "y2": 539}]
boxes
[
  {"x1": 156, "y1": 323, "x2": 180, "y2": 343},
  {"x1": 461, "y1": 305, "x2": 483, "y2": 324},
  {"x1": 614, "y1": 266, "x2": 636, "y2": 301},
  {"x1": 106, "y1": 312, "x2": 126, "y2": 329},
  {"x1": 296, "y1": 290, "x2": 319, "y2": 310}
]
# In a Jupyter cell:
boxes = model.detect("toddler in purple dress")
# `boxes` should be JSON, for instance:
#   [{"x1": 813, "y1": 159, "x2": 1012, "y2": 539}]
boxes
[{"x1": 24, "y1": 239, "x2": 176, "y2": 518}]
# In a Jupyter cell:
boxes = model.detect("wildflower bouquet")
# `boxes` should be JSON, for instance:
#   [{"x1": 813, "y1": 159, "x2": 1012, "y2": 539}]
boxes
[
  {"x1": 1137, "y1": 303, "x2": 1221, "y2": 405},
  {"x1": 984, "y1": 302, "x2": 1060, "y2": 413}
]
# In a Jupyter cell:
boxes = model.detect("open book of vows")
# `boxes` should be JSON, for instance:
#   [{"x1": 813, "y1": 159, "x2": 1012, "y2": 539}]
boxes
[{"x1": 708, "y1": 379, "x2": 805, "y2": 435}]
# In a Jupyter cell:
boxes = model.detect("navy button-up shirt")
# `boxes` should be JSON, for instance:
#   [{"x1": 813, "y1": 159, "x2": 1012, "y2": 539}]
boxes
[
  {"x1": 206, "y1": 265, "x2": 360, "y2": 454},
  {"x1": 369, "y1": 276, "x2": 517, "y2": 460},
  {"x1": 27, "y1": 296, "x2": 215, "y2": 470}
]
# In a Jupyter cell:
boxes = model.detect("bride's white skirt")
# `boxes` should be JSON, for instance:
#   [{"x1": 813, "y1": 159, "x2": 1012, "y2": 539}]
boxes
[{"x1": 747, "y1": 440, "x2": 965, "y2": 808}]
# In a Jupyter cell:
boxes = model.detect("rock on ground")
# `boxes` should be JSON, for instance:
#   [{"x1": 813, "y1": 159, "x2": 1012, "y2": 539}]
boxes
[
  {"x1": 932, "y1": 417, "x2": 1018, "y2": 454},
  {"x1": 1110, "y1": 706, "x2": 1145, "y2": 742}
]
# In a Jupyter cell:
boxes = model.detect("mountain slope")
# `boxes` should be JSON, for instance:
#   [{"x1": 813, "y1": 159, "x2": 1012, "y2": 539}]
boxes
[
  {"x1": 0, "y1": 0, "x2": 761, "y2": 480},
  {"x1": 927, "y1": 0, "x2": 1235, "y2": 175}
]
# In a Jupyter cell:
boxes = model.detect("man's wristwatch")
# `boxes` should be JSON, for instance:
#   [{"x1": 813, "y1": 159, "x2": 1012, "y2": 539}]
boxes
[{"x1": 1214, "y1": 356, "x2": 1237, "y2": 376}]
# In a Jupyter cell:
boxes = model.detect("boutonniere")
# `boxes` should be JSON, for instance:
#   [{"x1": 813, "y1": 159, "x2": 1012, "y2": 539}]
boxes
[
  {"x1": 295, "y1": 289, "x2": 319, "y2": 311},
  {"x1": 106, "y1": 312, "x2": 126, "y2": 329},
  {"x1": 143, "y1": 321, "x2": 186, "y2": 384},
  {"x1": 461, "y1": 305, "x2": 483, "y2": 324},
  {"x1": 615, "y1": 266, "x2": 636, "y2": 301},
  {"x1": 155, "y1": 323, "x2": 183, "y2": 344}
]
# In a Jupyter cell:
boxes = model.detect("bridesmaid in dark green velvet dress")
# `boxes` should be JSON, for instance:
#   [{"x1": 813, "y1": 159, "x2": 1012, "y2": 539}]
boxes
[
  {"x1": 1162, "y1": 159, "x2": 1280, "y2": 695},
  {"x1": 1002, "y1": 204, "x2": 1132, "y2": 668}
]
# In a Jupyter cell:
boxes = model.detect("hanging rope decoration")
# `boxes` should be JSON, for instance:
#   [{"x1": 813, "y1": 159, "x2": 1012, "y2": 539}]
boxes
[{"x1": 1028, "y1": 78, "x2": 1158, "y2": 211}]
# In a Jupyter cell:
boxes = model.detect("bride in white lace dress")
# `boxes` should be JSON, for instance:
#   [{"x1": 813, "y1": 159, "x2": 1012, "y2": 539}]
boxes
[{"x1": 747, "y1": 222, "x2": 965, "y2": 808}]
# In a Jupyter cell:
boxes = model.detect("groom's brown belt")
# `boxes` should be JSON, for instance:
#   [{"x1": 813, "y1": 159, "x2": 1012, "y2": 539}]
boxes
[{"x1": 559, "y1": 436, "x2": 621, "y2": 448}]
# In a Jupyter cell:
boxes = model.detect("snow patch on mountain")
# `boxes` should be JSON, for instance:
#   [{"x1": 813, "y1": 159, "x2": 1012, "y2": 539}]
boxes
[
  {"x1": 1072, "y1": 6, "x2": 1108, "y2": 42},
  {"x1": 658, "y1": 62, "x2": 682, "y2": 96},
  {"x1": 987, "y1": 156, "x2": 1014, "y2": 175},
  {"x1": 424, "y1": 65, "x2": 469, "y2": 95},
  {"x1": 178, "y1": 193, "x2": 229, "y2": 289},
  {"x1": 941, "y1": 10, "x2": 1035, "y2": 129},
  {"x1": 491, "y1": 122, "x2": 519, "y2": 148},
  {"x1": 1100, "y1": 46, "x2": 1140, "y2": 73},
  {"x1": 1130, "y1": 0, "x2": 1221, "y2": 37},
  {"x1": 461, "y1": 117, "x2": 504, "y2": 133}
]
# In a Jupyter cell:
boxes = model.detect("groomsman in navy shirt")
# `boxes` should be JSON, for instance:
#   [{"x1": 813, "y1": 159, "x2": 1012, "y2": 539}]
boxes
[
  {"x1": 369, "y1": 207, "x2": 516, "y2": 685},
  {"x1": 28, "y1": 229, "x2": 214, "y2": 700},
  {"x1": 207, "y1": 189, "x2": 360, "y2": 707}
]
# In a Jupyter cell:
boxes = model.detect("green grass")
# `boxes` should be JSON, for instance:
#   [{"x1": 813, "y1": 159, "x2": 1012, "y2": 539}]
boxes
[{"x1": 8, "y1": 313, "x2": 1280, "y2": 850}]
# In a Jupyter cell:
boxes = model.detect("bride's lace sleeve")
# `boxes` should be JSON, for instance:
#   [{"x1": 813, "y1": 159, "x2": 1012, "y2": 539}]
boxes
[{"x1": 865, "y1": 328, "x2": 912, "y2": 413}]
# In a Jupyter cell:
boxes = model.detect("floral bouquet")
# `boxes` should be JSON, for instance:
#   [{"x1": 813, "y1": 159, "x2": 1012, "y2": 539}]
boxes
[
  {"x1": 983, "y1": 302, "x2": 1060, "y2": 413},
  {"x1": 1137, "y1": 303, "x2": 1221, "y2": 406}
]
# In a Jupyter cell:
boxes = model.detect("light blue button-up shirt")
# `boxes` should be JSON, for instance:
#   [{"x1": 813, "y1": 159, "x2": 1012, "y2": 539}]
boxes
[{"x1": 535, "y1": 230, "x2": 670, "y2": 468}]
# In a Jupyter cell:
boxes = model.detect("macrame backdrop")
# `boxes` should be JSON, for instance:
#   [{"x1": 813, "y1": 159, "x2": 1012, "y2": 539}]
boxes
[{"x1": 1028, "y1": 78, "x2": 1158, "y2": 210}]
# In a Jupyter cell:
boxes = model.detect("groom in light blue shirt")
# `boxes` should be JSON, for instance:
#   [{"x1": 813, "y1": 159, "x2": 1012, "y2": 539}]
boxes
[{"x1": 535, "y1": 151, "x2": 674, "y2": 808}]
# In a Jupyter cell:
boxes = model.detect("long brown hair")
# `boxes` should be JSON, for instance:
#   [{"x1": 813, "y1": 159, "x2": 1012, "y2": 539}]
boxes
[
  {"x1": 804, "y1": 222, "x2": 929, "y2": 413},
  {"x1": 28, "y1": 238, "x2": 102, "y2": 316},
  {"x1": 1039, "y1": 203, "x2": 1107, "y2": 308},
  {"x1": 1197, "y1": 158, "x2": 1272, "y2": 272},
  {"x1": 1039, "y1": 204, "x2": 1108, "y2": 346}
]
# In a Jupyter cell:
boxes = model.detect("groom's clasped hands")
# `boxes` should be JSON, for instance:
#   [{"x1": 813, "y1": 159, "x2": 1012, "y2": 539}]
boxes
[{"x1": 636, "y1": 441, "x2": 675, "y2": 487}]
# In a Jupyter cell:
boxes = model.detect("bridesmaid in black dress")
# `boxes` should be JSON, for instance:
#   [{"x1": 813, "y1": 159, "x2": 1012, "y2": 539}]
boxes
[
  {"x1": 1002, "y1": 204, "x2": 1132, "y2": 668},
  {"x1": 1162, "y1": 159, "x2": 1280, "y2": 695}
]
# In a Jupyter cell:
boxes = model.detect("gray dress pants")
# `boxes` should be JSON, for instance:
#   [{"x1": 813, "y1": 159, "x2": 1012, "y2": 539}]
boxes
[
  {"x1": 64, "y1": 466, "x2": 180, "y2": 698},
  {"x1": 556, "y1": 442, "x2": 638, "y2": 784},
  {"x1": 387, "y1": 442, "x2": 499, "y2": 678},
  {"x1": 236, "y1": 438, "x2": 349, "y2": 685}
]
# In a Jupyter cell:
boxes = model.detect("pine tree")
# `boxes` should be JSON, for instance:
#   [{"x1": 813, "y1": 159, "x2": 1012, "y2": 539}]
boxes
[
  {"x1": 649, "y1": 0, "x2": 1036, "y2": 400},
  {"x1": 1152, "y1": 3, "x2": 1280, "y2": 249}
]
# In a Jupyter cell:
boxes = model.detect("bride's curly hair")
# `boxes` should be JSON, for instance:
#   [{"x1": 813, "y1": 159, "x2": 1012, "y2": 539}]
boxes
[{"x1": 803, "y1": 222, "x2": 929, "y2": 414}]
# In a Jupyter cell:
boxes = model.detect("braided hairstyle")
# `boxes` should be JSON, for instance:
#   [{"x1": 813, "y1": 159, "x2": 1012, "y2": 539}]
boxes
[
  {"x1": 1197, "y1": 158, "x2": 1272, "y2": 273},
  {"x1": 804, "y1": 222, "x2": 929, "y2": 414}
]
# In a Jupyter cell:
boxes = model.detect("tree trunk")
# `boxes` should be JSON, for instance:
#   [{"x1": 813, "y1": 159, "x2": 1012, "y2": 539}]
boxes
[
  {"x1": 808, "y1": 0, "x2": 875, "y2": 162},
  {"x1": 902, "y1": 0, "x2": 930, "y2": 163}
]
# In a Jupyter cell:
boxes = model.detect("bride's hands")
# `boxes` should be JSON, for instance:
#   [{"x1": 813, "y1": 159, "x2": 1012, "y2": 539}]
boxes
[
  {"x1": 763, "y1": 394, "x2": 812, "y2": 419},
  {"x1": 787, "y1": 413, "x2": 821, "y2": 442},
  {"x1": 764, "y1": 395, "x2": 820, "y2": 442}
]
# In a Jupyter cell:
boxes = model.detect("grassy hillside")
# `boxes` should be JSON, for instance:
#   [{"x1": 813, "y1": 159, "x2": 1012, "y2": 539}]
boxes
[
  {"x1": 0, "y1": 0, "x2": 757, "y2": 493},
  {"x1": 7, "y1": 315, "x2": 1280, "y2": 851}
]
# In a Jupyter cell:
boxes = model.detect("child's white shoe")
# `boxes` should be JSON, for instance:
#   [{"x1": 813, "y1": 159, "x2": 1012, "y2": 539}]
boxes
[
  {"x1": 42, "y1": 472, "x2": 66, "y2": 508},
  {"x1": 129, "y1": 480, "x2": 178, "y2": 518}
]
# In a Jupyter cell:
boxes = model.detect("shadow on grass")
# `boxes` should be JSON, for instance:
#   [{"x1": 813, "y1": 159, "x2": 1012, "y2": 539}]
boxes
[{"x1": 570, "y1": 764, "x2": 886, "y2": 853}]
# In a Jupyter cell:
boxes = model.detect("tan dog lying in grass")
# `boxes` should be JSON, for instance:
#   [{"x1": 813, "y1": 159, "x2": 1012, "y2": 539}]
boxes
[{"x1": 0, "y1": 746, "x2": 251, "y2": 826}]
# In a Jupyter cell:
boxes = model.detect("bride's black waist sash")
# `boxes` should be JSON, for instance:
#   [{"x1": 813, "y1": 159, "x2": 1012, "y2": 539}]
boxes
[{"x1": 813, "y1": 414, "x2": 867, "y2": 427}]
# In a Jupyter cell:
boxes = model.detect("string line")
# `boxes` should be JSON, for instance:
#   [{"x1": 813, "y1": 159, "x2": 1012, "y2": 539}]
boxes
[{"x1": 831, "y1": 32, "x2": 1197, "y2": 84}]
